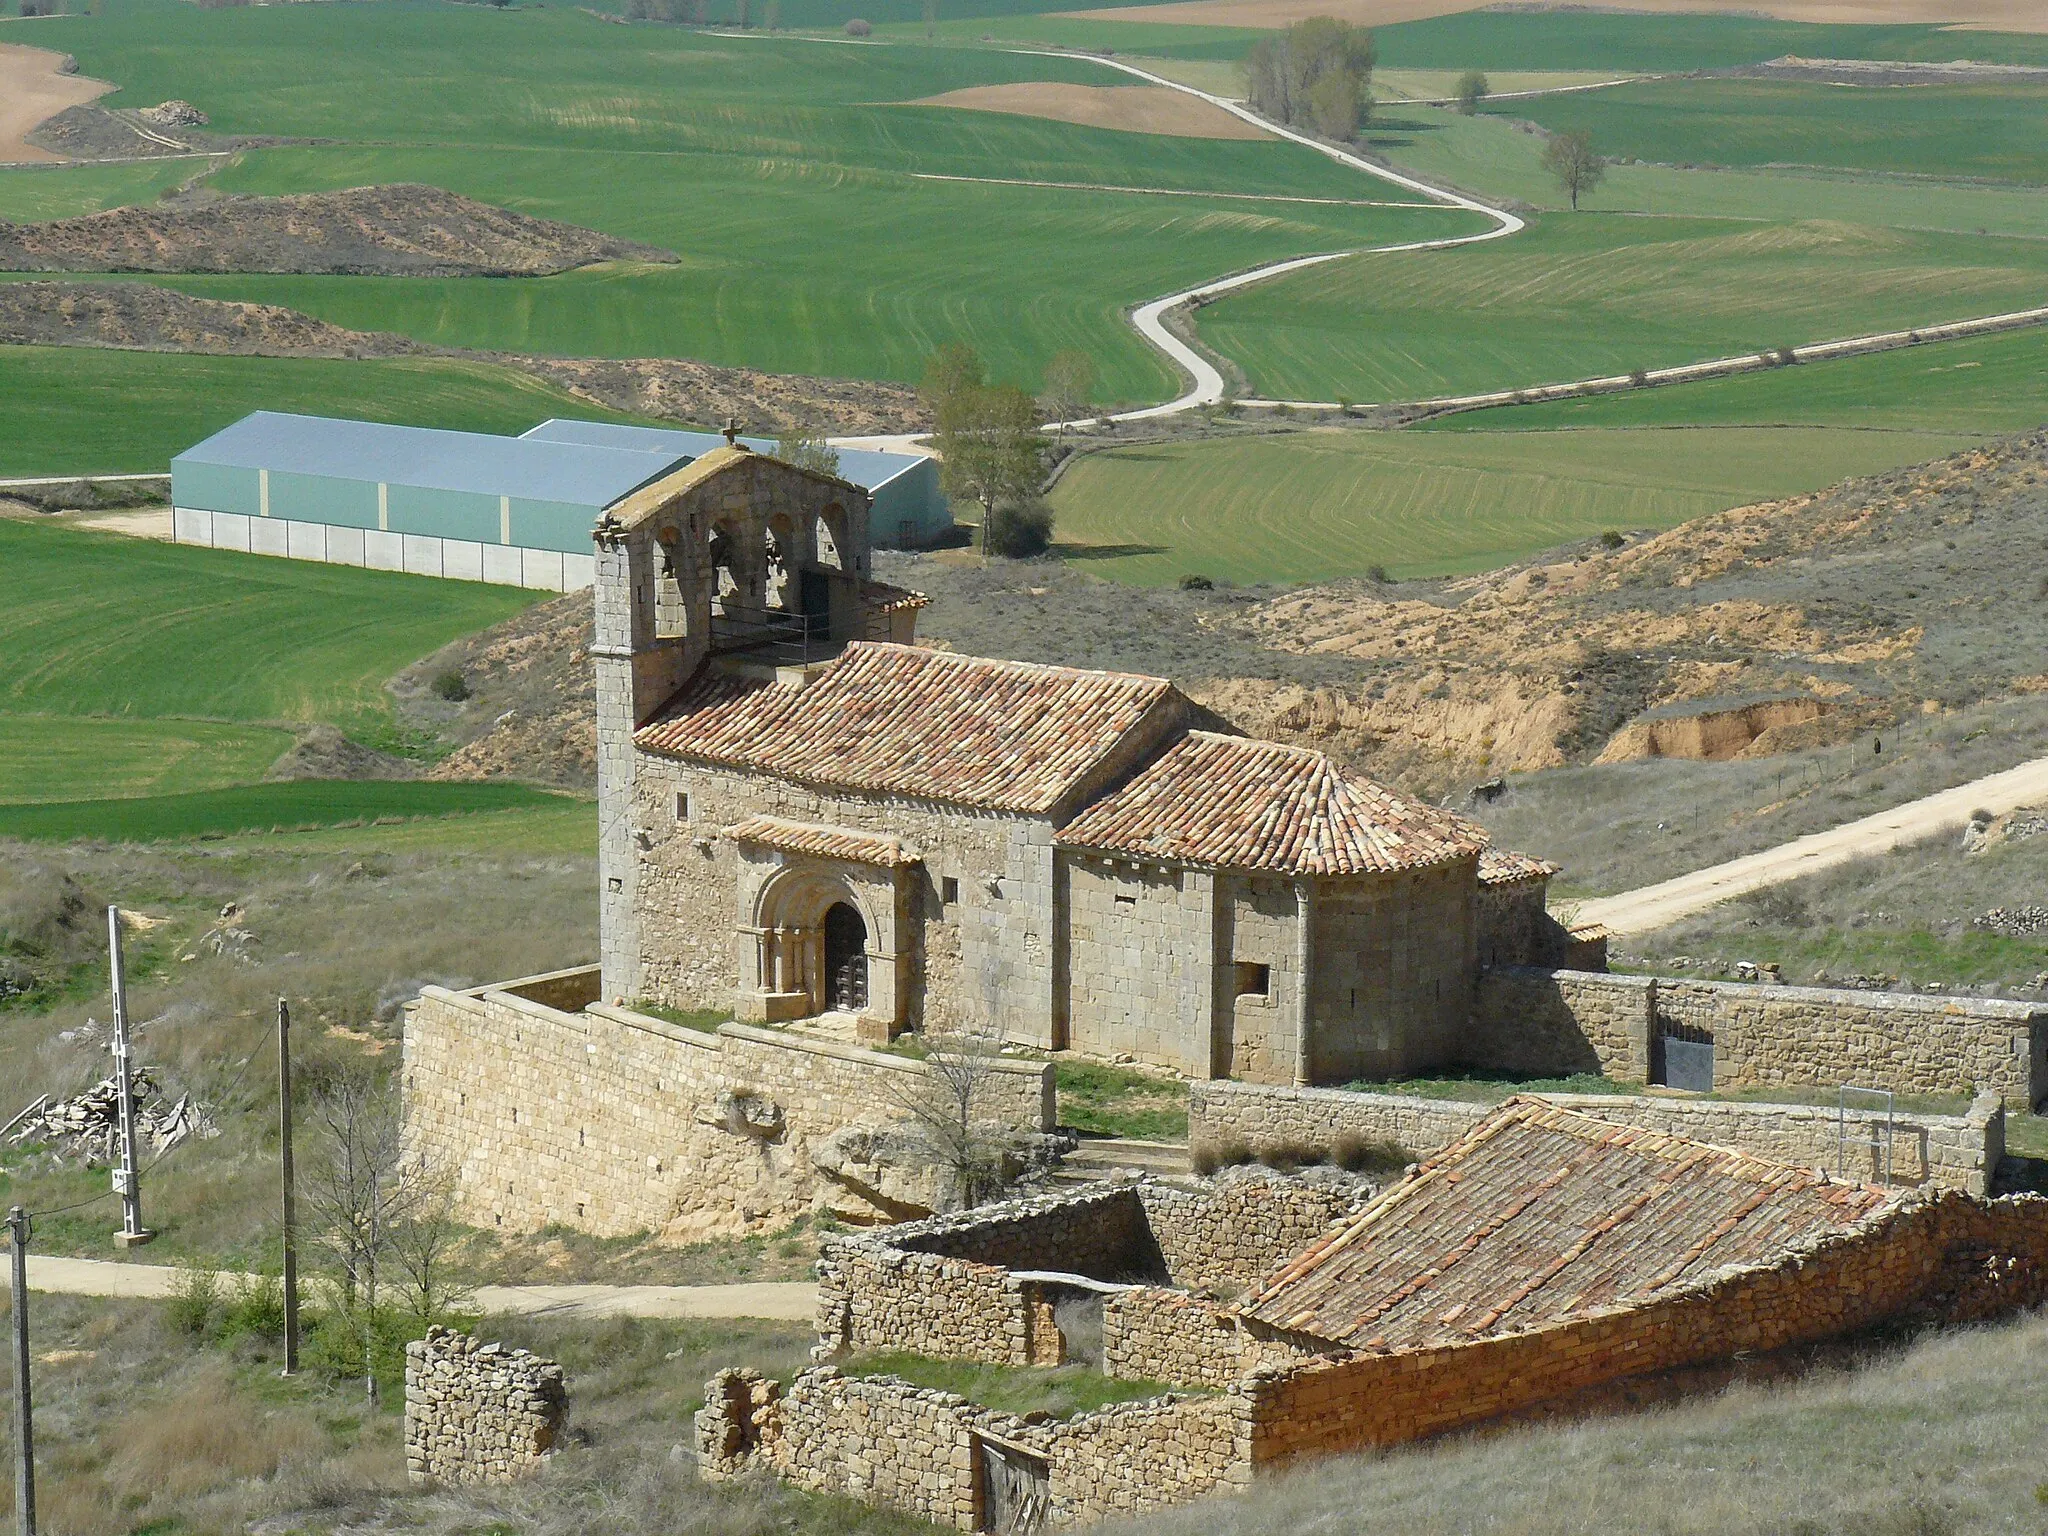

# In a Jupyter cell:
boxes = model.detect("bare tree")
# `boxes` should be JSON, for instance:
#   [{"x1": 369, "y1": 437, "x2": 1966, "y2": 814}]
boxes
[
  {"x1": 303, "y1": 1063, "x2": 401, "y2": 1399},
  {"x1": 923, "y1": 345, "x2": 1046, "y2": 562},
  {"x1": 386, "y1": 1152, "x2": 471, "y2": 1328},
  {"x1": 1542, "y1": 129, "x2": 1605, "y2": 211},
  {"x1": 1041, "y1": 349, "x2": 1097, "y2": 437},
  {"x1": 884, "y1": 1030, "x2": 1014, "y2": 1210}
]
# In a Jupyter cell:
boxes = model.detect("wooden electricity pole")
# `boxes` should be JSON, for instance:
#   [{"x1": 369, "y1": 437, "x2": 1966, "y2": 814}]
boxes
[
  {"x1": 105, "y1": 908, "x2": 151, "y2": 1249},
  {"x1": 8, "y1": 1207, "x2": 33, "y2": 1536},
  {"x1": 277, "y1": 999, "x2": 300, "y2": 1377}
]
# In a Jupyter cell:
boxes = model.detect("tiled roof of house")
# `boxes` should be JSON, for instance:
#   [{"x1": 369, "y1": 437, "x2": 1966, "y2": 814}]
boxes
[
  {"x1": 860, "y1": 579, "x2": 930, "y2": 614},
  {"x1": 1477, "y1": 847, "x2": 1559, "y2": 886},
  {"x1": 637, "y1": 643, "x2": 1177, "y2": 815},
  {"x1": 1245, "y1": 1101, "x2": 1896, "y2": 1351},
  {"x1": 1055, "y1": 732, "x2": 1487, "y2": 876},
  {"x1": 726, "y1": 814, "x2": 919, "y2": 868}
]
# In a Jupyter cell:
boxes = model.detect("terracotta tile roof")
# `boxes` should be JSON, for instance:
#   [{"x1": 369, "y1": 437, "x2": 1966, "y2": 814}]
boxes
[
  {"x1": 637, "y1": 643, "x2": 1177, "y2": 814},
  {"x1": 726, "y1": 814, "x2": 919, "y2": 868},
  {"x1": 1245, "y1": 1101, "x2": 1896, "y2": 1351},
  {"x1": 1478, "y1": 847, "x2": 1559, "y2": 886},
  {"x1": 861, "y1": 579, "x2": 930, "y2": 613},
  {"x1": 1055, "y1": 732, "x2": 1487, "y2": 876}
]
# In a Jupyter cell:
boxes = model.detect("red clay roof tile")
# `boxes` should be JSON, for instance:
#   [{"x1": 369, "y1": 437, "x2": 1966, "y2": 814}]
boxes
[{"x1": 726, "y1": 814, "x2": 919, "y2": 868}]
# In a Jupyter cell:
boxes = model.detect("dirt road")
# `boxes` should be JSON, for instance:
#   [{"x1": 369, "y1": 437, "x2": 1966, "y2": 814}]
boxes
[
  {"x1": 9, "y1": 1254, "x2": 817, "y2": 1323},
  {"x1": 0, "y1": 42, "x2": 112, "y2": 166},
  {"x1": 1576, "y1": 754, "x2": 2048, "y2": 937}
]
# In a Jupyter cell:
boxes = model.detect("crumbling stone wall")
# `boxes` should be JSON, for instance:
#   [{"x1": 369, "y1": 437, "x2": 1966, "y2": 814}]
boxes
[
  {"x1": 1191, "y1": 1081, "x2": 2004, "y2": 1195},
  {"x1": 405, "y1": 1326, "x2": 566, "y2": 1487},
  {"x1": 1136, "y1": 1170, "x2": 1365, "y2": 1291},
  {"x1": 1471, "y1": 967, "x2": 2045, "y2": 1104},
  {"x1": 403, "y1": 972, "x2": 1052, "y2": 1240}
]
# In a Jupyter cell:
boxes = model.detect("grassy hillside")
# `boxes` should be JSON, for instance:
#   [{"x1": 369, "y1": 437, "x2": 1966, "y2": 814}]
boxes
[
  {"x1": 165, "y1": 149, "x2": 1471, "y2": 400},
  {"x1": 13, "y1": 4, "x2": 1475, "y2": 399},
  {"x1": 1046, "y1": 424, "x2": 1966, "y2": 585},
  {"x1": 1492, "y1": 78, "x2": 2048, "y2": 187},
  {"x1": 0, "y1": 161, "x2": 195, "y2": 223},
  {"x1": 1196, "y1": 215, "x2": 2048, "y2": 404},
  {"x1": 0, "y1": 520, "x2": 538, "y2": 800},
  {"x1": 0, "y1": 345, "x2": 663, "y2": 478},
  {"x1": 1363, "y1": 105, "x2": 2048, "y2": 237},
  {"x1": 1425, "y1": 325, "x2": 2048, "y2": 436}
]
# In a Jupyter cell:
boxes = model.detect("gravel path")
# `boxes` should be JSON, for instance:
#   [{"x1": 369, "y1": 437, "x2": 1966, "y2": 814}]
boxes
[
  {"x1": 8, "y1": 1254, "x2": 817, "y2": 1323},
  {"x1": 1578, "y1": 754, "x2": 2048, "y2": 936}
]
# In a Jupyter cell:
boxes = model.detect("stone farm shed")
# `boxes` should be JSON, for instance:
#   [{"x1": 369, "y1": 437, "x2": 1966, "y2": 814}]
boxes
[{"x1": 169, "y1": 411, "x2": 949, "y2": 592}]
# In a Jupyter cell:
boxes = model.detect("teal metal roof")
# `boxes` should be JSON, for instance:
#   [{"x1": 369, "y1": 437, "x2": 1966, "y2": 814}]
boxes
[
  {"x1": 520, "y1": 418, "x2": 931, "y2": 493},
  {"x1": 174, "y1": 412, "x2": 687, "y2": 509}
]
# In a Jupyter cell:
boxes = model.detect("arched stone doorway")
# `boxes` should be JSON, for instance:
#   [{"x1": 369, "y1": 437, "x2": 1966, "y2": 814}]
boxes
[{"x1": 823, "y1": 902, "x2": 868, "y2": 1013}]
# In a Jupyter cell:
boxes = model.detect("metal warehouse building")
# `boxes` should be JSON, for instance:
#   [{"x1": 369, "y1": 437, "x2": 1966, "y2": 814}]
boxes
[{"x1": 170, "y1": 412, "x2": 949, "y2": 592}]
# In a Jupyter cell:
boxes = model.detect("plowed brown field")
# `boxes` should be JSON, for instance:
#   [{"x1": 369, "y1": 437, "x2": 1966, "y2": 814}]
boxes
[{"x1": 0, "y1": 42, "x2": 112, "y2": 165}]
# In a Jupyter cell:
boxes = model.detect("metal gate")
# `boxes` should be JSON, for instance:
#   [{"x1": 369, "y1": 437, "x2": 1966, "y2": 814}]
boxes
[
  {"x1": 1655, "y1": 1030, "x2": 1715, "y2": 1093},
  {"x1": 824, "y1": 902, "x2": 868, "y2": 1013},
  {"x1": 979, "y1": 1436, "x2": 1050, "y2": 1535}
]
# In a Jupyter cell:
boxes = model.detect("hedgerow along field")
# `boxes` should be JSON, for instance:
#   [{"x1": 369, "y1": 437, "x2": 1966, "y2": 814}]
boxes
[
  {"x1": 27, "y1": 0, "x2": 1470, "y2": 404},
  {"x1": 0, "y1": 519, "x2": 541, "y2": 803},
  {"x1": 0, "y1": 344, "x2": 661, "y2": 478},
  {"x1": 1194, "y1": 216, "x2": 2048, "y2": 404},
  {"x1": 1044, "y1": 423, "x2": 1969, "y2": 586}
]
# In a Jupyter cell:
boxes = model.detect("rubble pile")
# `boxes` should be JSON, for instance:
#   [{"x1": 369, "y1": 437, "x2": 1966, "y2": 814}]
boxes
[
  {"x1": 8, "y1": 1070, "x2": 215, "y2": 1166},
  {"x1": 178, "y1": 902, "x2": 259, "y2": 964},
  {"x1": 1973, "y1": 906, "x2": 2048, "y2": 937}
]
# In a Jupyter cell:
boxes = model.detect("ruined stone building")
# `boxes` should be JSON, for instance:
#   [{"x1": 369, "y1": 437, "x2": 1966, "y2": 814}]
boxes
[{"x1": 593, "y1": 442, "x2": 1569, "y2": 1085}]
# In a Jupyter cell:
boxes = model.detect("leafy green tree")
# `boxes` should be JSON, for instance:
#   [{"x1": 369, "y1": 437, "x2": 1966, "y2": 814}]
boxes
[
  {"x1": 1243, "y1": 16, "x2": 1375, "y2": 139},
  {"x1": 924, "y1": 347, "x2": 1045, "y2": 563},
  {"x1": 1454, "y1": 69, "x2": 1489, "y2": 114},
  {"x1": 1543, "y1": 129, "x2": 1605, "y2": 210}
]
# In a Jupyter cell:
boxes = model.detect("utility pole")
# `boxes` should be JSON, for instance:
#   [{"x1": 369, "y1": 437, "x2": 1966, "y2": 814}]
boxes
[
  {"x1": 9, "y1": 1207, "x2": 34, "y2": 1536},
  {"x1": 276, "y1": 999, "x2": 300, "y2": 1377},
  {"x1": 105, "y1": 908, "x2": 151, "y2": 1249}
]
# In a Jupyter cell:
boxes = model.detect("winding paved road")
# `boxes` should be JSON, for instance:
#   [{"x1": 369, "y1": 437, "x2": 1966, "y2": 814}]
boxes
[{"x1": 1010, "y1": 51, "x2": 1525, "y2": 424}]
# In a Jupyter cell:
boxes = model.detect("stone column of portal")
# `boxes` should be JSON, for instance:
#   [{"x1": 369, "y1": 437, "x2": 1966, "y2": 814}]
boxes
[{"x1": 1293, "y1": 880, "x2": 1316, "y2": 1087}]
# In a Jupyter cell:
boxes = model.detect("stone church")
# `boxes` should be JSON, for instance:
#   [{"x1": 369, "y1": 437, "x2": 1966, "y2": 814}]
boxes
[{"x1": 594, "y1": 444, "x2": 1569, "y2": 1086}]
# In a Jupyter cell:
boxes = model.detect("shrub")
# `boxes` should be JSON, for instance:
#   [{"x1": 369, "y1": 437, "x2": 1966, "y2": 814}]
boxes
[
  {"x1": 167, "y1": 1263, "x2": 223, "y2": 1337},
  {"x1": 1178, "y1": 573, "x2": 1215, "y2": 592},
  {"x1": 1599, "y1": 529, "x2": 1626, "y2": 549},
  {"x1": 219, "y1": 1271, "x2": 287, "y2": 1343},
  {"x1": 1331, "y1": 1133, "x2": 1410, "y2": 1175},
  {"x1": 1366, "y1": 563, "x2": 1390, "y2": 584},
  {"x1": 985, "y1": 498, "x2": 1055, "y2": 559},
  {"x1": 1190, "y1": 1138, "x2": 1253, "y2": 1175},
  {"x1": 1628, "y1": 368, "x2": 1649, "y2": 387},
  {"x1": 843, "y1": 15, "x2": 869, "y2": 32},
  {"x1": 1254, "y1": 1137, "x2": 1325, "y2": 1172},
  {"x1": 430, "y1": 669, "x2": 471, "y2": 702}
]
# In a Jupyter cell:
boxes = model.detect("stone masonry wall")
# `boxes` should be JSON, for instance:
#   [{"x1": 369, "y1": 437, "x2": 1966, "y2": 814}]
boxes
[
  {"x1": 634, "y1": 759, "x2": 1060, "y2": 1042},
  {"x1": 1189, "y1": 1081, "x2": 2002, "y2": 1194},
  {"x1": 1064, "y1": 856, "x2": 1217, "y2": 1077},
  {"x1": 403, "y1": 976, "x2": 1052, "y2": 1240},
  {"x1": 1244, "y1": 1192, "x2": 2048, "y2": 1469},
  {"x1": 1190, "y1": 1080, "x2": 1490, "y2": 1167},
  {"x1": 1472, "y1": 967, "x2": 2046, "y2": 1105},
  {"x1": 1310, "y1": 860, "x2": 1476, "y2": 1082},
  {"x1": 405, "y1": 1327, "x2": 566, "y2": 1487},
  {"x1": 1136, "y1": 1171, "x2": 1366, "y2": 1291},
  {"x1": 1101, "y1": 1287, "x2": 1313, "y2": 1390}
]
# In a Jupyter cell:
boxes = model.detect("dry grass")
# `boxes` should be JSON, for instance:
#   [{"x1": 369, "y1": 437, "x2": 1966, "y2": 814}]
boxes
[
  {"x1": 1097, "y1": 1307, "x2": 2048, "y2": 1536},
  {"x1": 907, "y1": 84, "x2": 1272, "y2": 141}
]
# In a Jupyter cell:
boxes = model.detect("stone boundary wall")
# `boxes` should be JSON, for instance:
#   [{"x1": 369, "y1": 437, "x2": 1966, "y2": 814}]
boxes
[
  {"x1": 1136, "y1": 1173, "x2": 1366, "y2": 1291},
  {"x1": 402, "y1": 974, "x2": 1053, "y2": 1239},
  {"x1": 1243, "y1": 1191, "x2": 2048, "y2": 1468},
  {"x1": 698, "y1": 1363, "x2": 1249, "y2": 1530},
  {"x1": 1101, "y1": 1287, "x2": 1311, "y2": 1390},
  {"x1": 1190, "y1": 1081, "x2": 2004, "y2": 1194},
  {"x1": 404, "y1": 1326, "x2": 567, "y2": 1487},
  {"x1": 1189, "y1": 1080, "x2": 1490, "y2": 1167},
  {"x1": 816, "y1": 1176, "x2": 1373, "y2": 1365},
  {"x1": 1472, "y1": 968, "x2": 2046, "y2": 1105},
  {"x1": 719, "y1": 1193, "x2": 2048, "y2": 1527}
]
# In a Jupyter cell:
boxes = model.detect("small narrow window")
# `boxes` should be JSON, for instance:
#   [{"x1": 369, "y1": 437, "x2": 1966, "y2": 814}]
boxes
[
  {"x1": 608, "y1": 876, "x2": 624, "y2": 892},
  {"x1": 675, "y1": 791, "x2": 691, "y2": 821},
  {"x1": 941, "y1": 876, "x2": 959, "y2": 905},
  {"x1": 1114, "y1": 893, "x2": 1137, "y2": 912},
  {"x1": 1235, "y1": 961, "x2": 1271, "y2": 999}
]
